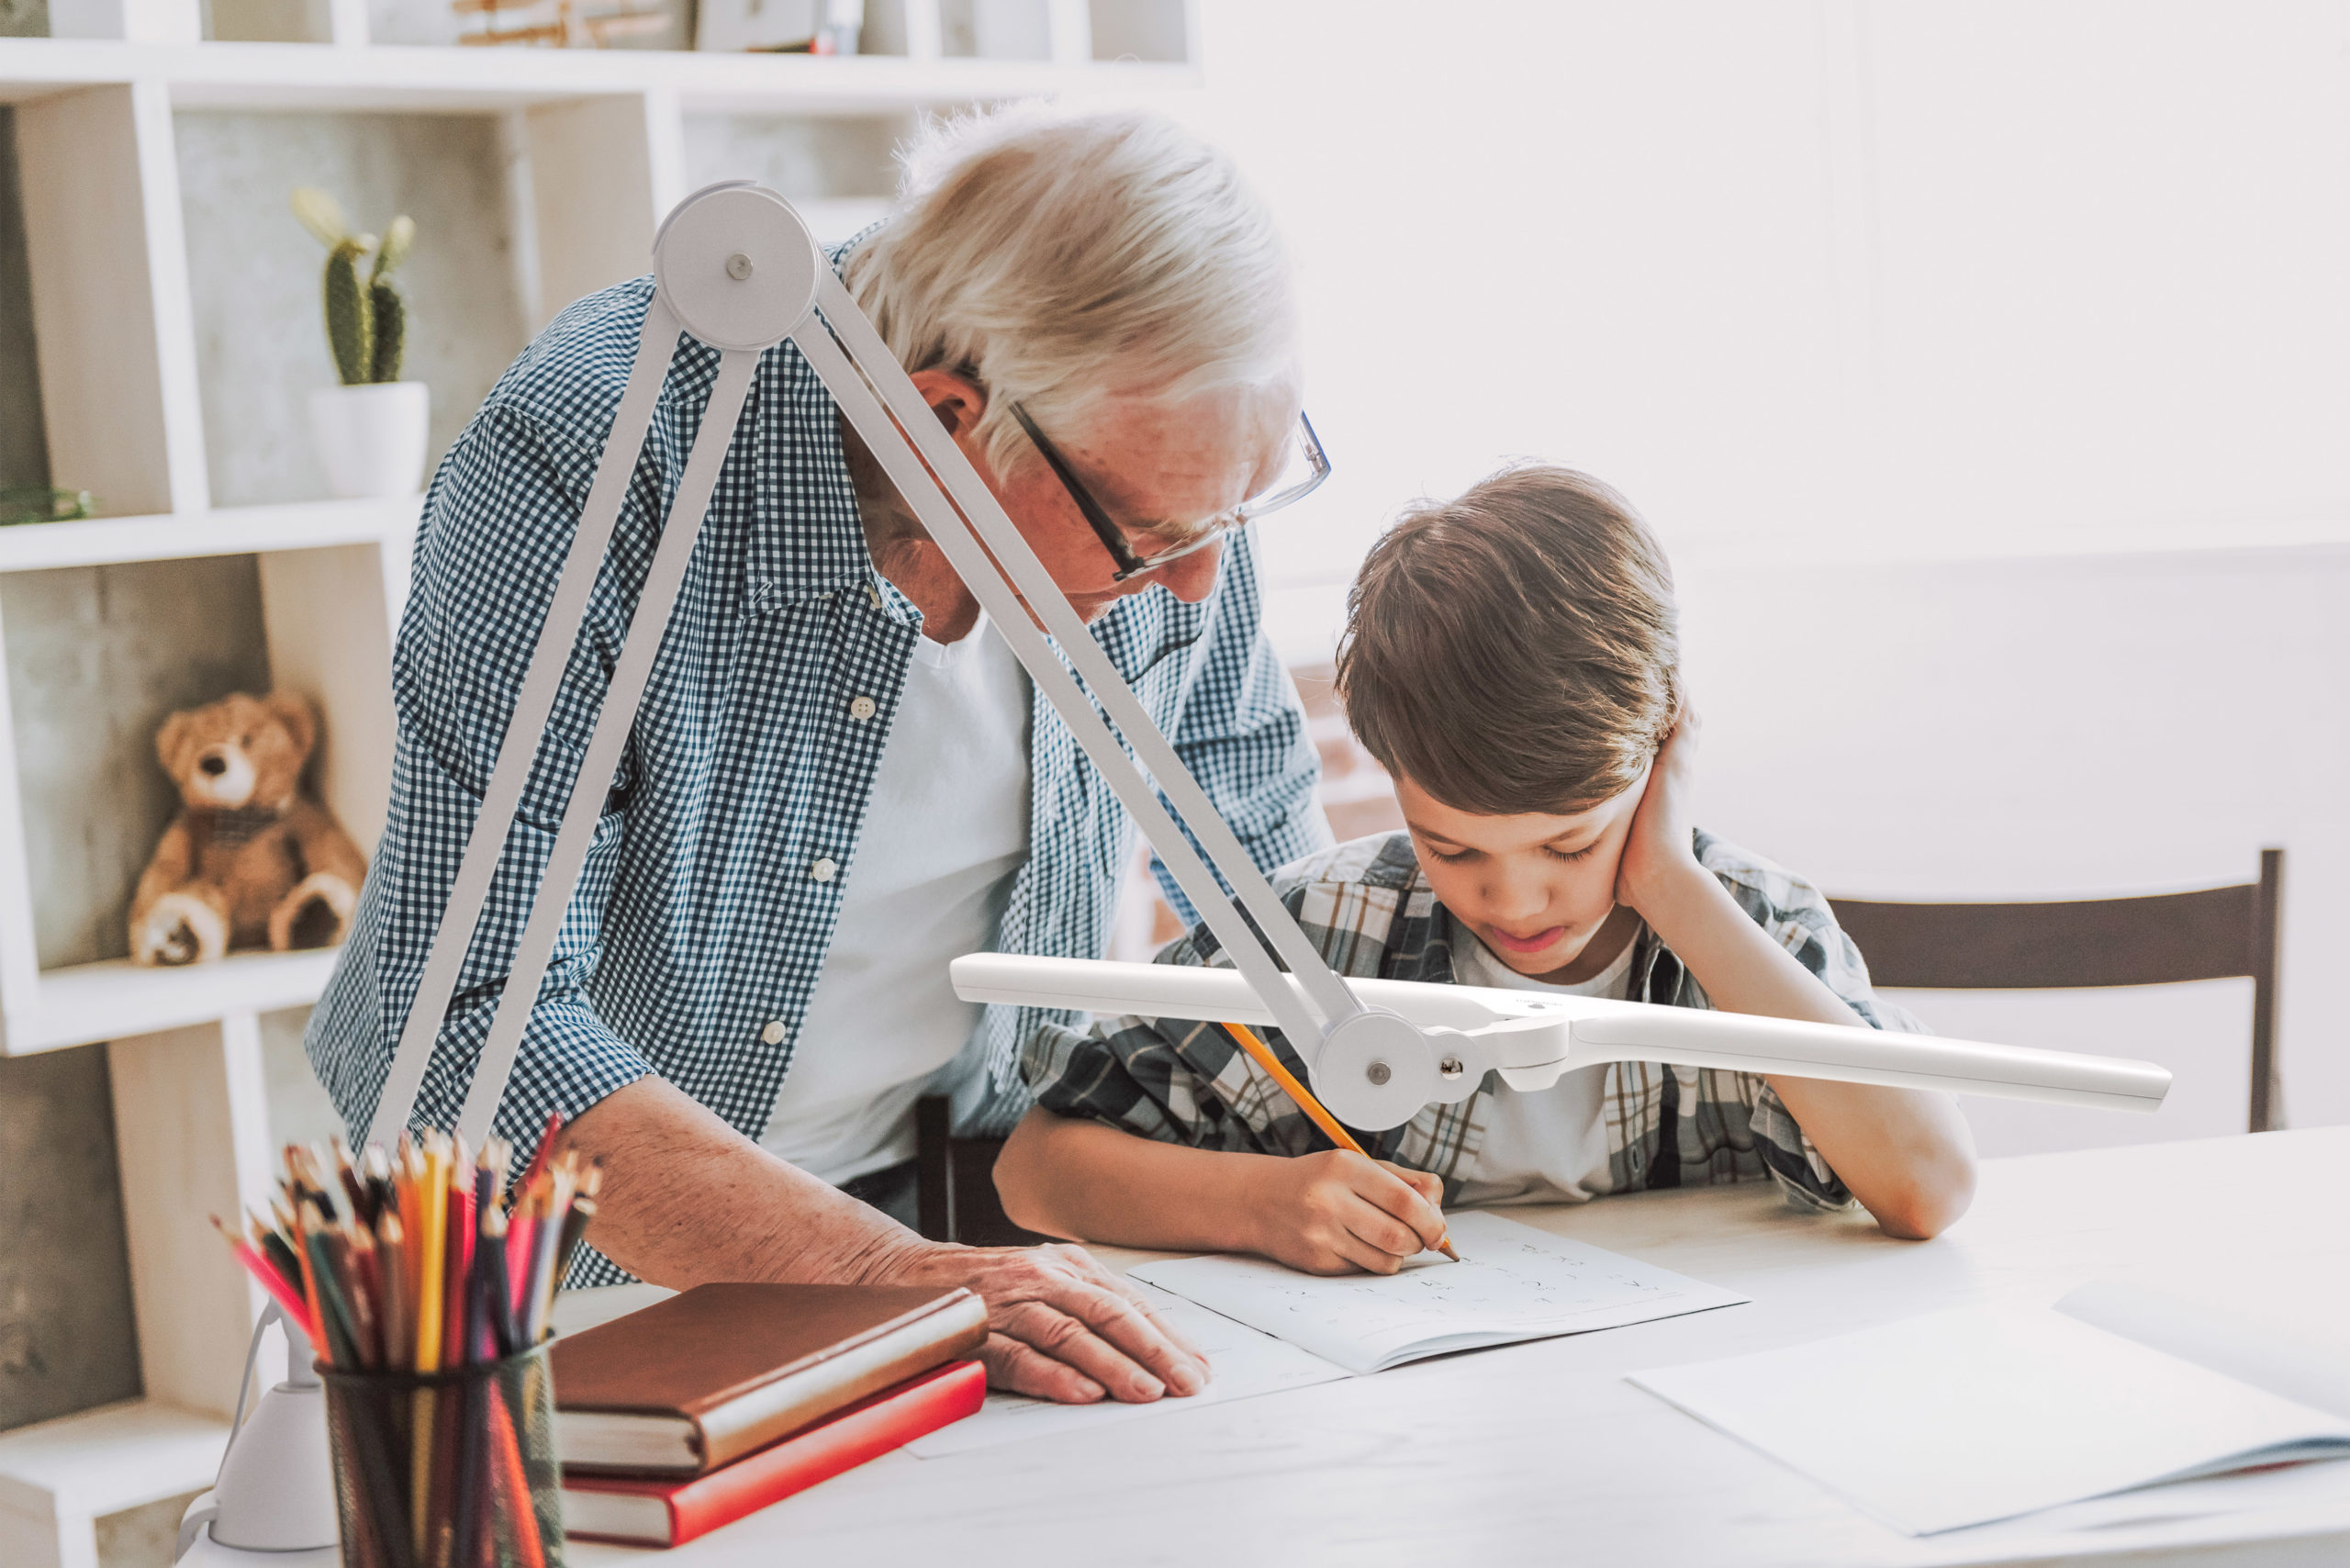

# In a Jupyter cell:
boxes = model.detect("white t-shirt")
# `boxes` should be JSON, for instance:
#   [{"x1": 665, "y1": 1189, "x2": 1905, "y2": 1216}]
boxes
[
  {"x1": 1448, "y1": 926, "x2": 1640, "y2": 1207},
  {"x1": 758, "y1": 614, "x2": 1032, "y2": 1184}
]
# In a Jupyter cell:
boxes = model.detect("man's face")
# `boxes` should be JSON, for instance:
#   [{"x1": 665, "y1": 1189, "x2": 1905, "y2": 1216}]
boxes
[
  {"x1": 1394, "y1": 771, "x2": 1645, "y2": 981},
  {"x1": 928, "y1": 372, "x2": 1300, "y2": 624}
]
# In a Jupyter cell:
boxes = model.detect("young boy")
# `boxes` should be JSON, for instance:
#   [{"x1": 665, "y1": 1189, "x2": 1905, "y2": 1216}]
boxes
[{"x1": 994, "y1": 465, "x2": 1977, "y2": 1274}]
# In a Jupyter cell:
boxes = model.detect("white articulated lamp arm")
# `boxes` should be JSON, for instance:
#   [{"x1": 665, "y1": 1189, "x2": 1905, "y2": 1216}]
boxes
[
  {"x1": 367, "y1": 181, "x2": 2172, "y2": 1151},
  {"x1": 949, "y1": 954, "x2": 2172, "y2": 1114}
]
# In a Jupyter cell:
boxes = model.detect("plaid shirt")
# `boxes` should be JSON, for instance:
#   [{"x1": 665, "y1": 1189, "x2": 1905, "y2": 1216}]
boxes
[
  {"x1": 1025, "y1": 830, "x2": 1928, "y2": 1210},
  {"x1": 306, "y1": 267, "x2": 1327, "y2": 1283}
]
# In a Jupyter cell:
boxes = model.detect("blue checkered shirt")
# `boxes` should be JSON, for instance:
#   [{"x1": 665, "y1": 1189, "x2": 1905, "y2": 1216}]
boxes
[{"x1": 307, "y1": 272, "x2": 1329, "y2": 1283}]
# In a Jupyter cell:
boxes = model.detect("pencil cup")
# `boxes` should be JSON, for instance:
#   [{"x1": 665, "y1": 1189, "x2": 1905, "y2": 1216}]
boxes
[{"x1": 319, "y1": 1343, "x2": 565, "y2": 1568}]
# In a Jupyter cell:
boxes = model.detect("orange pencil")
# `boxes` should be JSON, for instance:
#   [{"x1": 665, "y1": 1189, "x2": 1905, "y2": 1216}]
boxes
[{"x1": 1224, "y1": 1022, "x2": 1460, "y2": 1262}]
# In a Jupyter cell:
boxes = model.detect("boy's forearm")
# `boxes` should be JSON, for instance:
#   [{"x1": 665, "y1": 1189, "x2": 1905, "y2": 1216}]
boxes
[
  {"x1": 1628, "y1": 864, "x2": 1977, "y2": 1239},
  {"x1": 997, "y1": 1109, "x2": 1273, "y2": 1254}
]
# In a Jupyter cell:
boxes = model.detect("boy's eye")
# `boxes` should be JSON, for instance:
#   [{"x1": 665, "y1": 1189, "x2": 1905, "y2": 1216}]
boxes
[
  {"x1": 1414, "y1": 835, "x2": 1475, "y2": 864},
  {"x1": 1543, "y1": 843, "x2": 1597, "y2": 865}
]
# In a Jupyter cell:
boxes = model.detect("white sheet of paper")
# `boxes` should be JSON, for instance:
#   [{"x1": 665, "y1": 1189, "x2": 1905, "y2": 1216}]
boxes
[
  {"x1": 1628, "y1": 1305, "x2": 2350, "y2": 1536},
  {"x1": 903, "y1": 1282, "x2": 1350, "y2": 1458},
  {"x1": 1127, "y1": 1210, "x2": 1748, "y2": 1375}
]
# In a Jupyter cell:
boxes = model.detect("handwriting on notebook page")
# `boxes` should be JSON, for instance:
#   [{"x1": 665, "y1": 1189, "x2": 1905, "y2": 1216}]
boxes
[{"x1": 1131, "y1": 1210, "x2": 1746, "y2": 1374}]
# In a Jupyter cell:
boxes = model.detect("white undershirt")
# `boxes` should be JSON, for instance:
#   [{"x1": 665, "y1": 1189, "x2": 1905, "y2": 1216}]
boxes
[
  {"x1": 1448, "y1": 925, "x2": 1640, "y2": 1206},
  {"x1": 759, "y1": 613, "x2": 1032, "y2": 1184}
]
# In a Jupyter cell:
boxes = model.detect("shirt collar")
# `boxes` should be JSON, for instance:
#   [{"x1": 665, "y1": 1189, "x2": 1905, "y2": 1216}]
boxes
[{"x1": 743, "y1": 238, "x2": 890, "y2": 612}]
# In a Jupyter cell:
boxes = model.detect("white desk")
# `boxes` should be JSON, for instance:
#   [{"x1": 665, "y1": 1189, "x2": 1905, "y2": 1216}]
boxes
[{"x1": 569, "y1": 1127, "x2": 2350, "y2": 1566}]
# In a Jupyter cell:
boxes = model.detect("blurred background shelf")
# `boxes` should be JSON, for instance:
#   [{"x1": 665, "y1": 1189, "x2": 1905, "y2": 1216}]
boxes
[
  {"x1": 0, "y1": 6, "x2": 1192, "y2": 1562},
  {"x1": 0, "y1": 1398, "x2": 230, "y2": 1559},
  {"x1": 0, "y1": 36, "x2": 1197, "y2": 113},
  {"x1": 0, "y1": 498, "x2": 419, "y2": 572},
  {"x1": 2, "y1": 949, "x2": 343, "y2": 1057}
]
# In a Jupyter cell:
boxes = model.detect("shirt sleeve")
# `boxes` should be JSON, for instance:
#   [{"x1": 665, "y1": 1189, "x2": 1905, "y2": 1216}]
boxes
[
  {"x1": 307, "y1": 393, "x2": 662, "y2": 1149},
  {"x1": 1020, "y1": 931, "x2": 1331, "y2": 1158},
  {"x1": 1149, "y1": 530, "x2": 1333, "y2": 922},
  {"x1": 1691, "y1": 834, "x2": 1931, "y2": 1210}
]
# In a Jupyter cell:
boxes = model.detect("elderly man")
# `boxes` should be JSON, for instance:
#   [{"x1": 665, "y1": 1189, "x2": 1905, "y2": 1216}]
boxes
[{"x1": 308, "y1": 106, "x2": 1329, "y2": 1404}]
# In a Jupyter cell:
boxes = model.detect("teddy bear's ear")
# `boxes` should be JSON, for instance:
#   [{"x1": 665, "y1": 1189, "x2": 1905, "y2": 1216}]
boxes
[
  {"x1": 263, "y1": 691, "x2": 319, "y2": 757},
  {"x1": 155, "y1": 710, "x2": 195, "y2": 777}
]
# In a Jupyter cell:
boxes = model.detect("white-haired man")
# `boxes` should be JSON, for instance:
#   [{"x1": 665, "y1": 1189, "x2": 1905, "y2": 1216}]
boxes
[{"x1": 308, "y1": 107, "x2": 1330, "y2": 1404}]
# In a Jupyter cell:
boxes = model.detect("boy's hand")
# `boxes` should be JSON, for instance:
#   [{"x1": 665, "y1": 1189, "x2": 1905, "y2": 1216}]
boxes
[
  {"x1": 1616, "y1": 705, "x2": 1707, "y2": 917},
  {"x1": 1243, "y1": 1150, "x2": 1450, "y2": 1275}
]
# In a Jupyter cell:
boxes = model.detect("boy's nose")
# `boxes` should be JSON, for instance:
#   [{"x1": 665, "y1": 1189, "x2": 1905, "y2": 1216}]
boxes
[{"x1": 1481, "y1": 876, "x2": 1550, "y2": 924}]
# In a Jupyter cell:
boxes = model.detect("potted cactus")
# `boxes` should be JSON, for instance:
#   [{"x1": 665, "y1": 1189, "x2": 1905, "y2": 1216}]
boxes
[{"x1": 293, "y1": 187, "x2": 430, "y2": 498}]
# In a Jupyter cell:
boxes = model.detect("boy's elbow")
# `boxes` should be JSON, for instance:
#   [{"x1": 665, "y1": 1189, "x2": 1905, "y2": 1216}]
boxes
[
  {"x1": 1866, "y1": 1156, "x2": 1977, "y2": 1241},
  {"x1": 990, "y1": 1110, "x2": 1063, "y2": 1236}
]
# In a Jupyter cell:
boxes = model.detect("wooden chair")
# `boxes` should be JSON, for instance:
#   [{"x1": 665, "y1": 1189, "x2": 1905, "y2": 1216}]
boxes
[
  {"x1": 914, "y1": 1095, "x2": 1054, "y2": 1246},
  {"x1": 1829, "y1": 849, "x2": 2285, "y2": 1132}
]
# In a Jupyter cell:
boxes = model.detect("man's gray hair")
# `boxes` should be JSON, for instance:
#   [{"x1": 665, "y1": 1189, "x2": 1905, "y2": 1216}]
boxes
[{"x1": 843, "y1": 103, "x2": 1297, "y2": 480}]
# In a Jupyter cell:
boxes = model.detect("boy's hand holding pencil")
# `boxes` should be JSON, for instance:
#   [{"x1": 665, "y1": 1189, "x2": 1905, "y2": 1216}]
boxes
[
  {"x1": 1223, "y1": 1022, "x2": 1459, "y2": 1271},
  {"x1": 1242, "y1": 1148, "x2": 1452, "y2": 1277}
]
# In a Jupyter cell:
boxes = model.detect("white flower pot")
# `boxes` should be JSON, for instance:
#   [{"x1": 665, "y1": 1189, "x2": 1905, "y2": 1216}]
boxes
[{"x1": 308, "y1": 381, "x2": 431, "y2": 499}]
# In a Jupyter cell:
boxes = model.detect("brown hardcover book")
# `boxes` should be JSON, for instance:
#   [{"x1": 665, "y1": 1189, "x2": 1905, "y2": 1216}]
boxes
[{"x1": 551, "y1": 1282, "x2": 989, "y2": 1474}]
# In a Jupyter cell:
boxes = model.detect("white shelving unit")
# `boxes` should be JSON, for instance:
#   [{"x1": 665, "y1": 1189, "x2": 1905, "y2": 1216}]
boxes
[{"x1": 0, "y1": 6, "x2": 1193, "y2": 1562}]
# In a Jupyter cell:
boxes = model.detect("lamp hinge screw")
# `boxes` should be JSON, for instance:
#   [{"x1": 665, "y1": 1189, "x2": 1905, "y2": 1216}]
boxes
[
  {"x1": 1365, "y1": 1060, "x2": 1392, "y2": 1086},
  {"x1": 726, "y1": 252, "x2": 755, "y2": 280},
  {"x1": 1439, "y1": 1055, "x2": 1465, "y2": 1080}
]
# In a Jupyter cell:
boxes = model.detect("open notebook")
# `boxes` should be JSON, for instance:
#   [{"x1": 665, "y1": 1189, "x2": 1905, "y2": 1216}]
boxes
[
  {"x1": 1628, "y1": 1280, "x2": 2350, "y2": 1535},
  {"x1": 1128, "y1": 1210, "x2": 1747, "y2": 1375}
]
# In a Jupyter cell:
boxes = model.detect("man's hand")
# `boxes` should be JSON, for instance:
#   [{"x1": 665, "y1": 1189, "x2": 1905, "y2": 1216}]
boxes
[
  {"x1": 1615, "y1": 704, "x2": 1706, "y2": 917},
  {"x1": 859, "y1": 1240, "x2": 1212, "y2": 1405},
  {"x1": 561, "y1": 1078, "x2": 1211, "y2": 1407},
  {"x1": 1240, "y1": 1149, "x2": 1449, "y2": 1276}
]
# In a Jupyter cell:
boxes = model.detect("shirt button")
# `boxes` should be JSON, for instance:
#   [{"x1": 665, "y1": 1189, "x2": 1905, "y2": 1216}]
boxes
[
  {"x1": 760, "y1": 1019, "x2": 786, "y2": 1046},
  {"x1": 811, "y1": 857, "x2": 838, "y2": 882},
  {"x1": 847, "y1": 695, "x2": 877, "y2": 722}
]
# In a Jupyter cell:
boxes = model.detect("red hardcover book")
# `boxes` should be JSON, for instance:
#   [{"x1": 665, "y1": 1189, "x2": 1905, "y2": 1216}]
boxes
[{"x1": 561, "y1": 1360, "x2": 985, "y2": 1547}]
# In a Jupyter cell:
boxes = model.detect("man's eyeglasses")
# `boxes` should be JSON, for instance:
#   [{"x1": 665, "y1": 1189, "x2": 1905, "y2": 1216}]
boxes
[{"x1": 1009, "y1": 403, "x2": 1330, "y2": 583}]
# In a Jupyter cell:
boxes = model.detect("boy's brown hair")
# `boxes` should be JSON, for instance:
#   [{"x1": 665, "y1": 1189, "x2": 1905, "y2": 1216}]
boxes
[{"x1": 1336, "y1": 464, "x2": 1681, "y2": 817}]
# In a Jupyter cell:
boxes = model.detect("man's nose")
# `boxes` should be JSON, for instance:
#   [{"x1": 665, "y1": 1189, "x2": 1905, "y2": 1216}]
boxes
[
  {"x1": 1147, "y1": 540, "x2": 1225, "y2": 603},
  {"x1": 199, "y1": 752, "x2": 229, "y2": 777}
]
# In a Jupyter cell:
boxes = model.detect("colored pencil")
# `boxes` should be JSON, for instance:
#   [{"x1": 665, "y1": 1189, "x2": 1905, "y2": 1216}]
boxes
[{"x1": 1224, "y1": 1021, "x2": 1461, "y2": 1261}]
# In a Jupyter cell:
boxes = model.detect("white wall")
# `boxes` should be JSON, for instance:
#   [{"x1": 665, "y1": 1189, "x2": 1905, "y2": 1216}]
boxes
[{"x1": 1147, "y1": 1, "x2": 2350, "y2": 1147}]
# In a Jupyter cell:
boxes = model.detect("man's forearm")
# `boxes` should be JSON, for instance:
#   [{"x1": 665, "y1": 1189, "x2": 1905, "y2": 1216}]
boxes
[{"x1": 555, "y1": 1076, "x2": 922, "y2": 1288}]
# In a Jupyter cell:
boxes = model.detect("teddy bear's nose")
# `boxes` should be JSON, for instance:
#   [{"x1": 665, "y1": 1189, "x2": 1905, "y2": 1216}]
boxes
[{"x1": 199, "y1": 753, "x2": 229, "y2": 777}]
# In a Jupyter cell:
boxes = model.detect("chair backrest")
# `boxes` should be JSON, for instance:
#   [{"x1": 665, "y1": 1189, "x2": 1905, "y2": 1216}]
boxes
[
  {"x1": 1829, "y1": 849, "x2": 2283, "y2": 1131},
  {"x1": 913, "y1": 1096, "x2": 1052, "y2": 1247}
]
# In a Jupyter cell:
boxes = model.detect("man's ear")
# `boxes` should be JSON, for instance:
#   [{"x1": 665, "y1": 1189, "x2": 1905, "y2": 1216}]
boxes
[{"x1": 905, "y1": 367, "x2": 986, "y2": 442}]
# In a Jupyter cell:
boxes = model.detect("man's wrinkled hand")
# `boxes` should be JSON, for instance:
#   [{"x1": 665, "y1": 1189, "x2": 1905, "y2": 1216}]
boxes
[{"x1": 867, "y1": 1240, "x2": 1212, "y2": 1405}]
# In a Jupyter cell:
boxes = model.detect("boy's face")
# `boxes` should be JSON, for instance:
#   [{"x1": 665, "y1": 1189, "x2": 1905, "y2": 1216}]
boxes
[{"x1": 1394, "y1": 771, "x2": 1643, "y2": 982}]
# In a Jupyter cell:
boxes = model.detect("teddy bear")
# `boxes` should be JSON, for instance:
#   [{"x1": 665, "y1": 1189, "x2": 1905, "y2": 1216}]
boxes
[{"x1": 129, "y1": 690, "x2": 369, "y2": 967}]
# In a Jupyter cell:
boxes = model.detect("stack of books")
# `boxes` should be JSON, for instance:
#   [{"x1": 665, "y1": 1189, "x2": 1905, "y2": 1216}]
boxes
[{"x1": 552, "y1": 1282, "x2": 989, "y2": 1547}]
